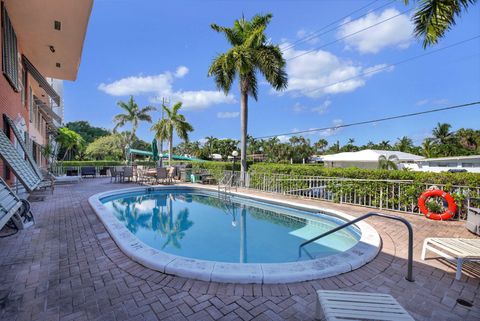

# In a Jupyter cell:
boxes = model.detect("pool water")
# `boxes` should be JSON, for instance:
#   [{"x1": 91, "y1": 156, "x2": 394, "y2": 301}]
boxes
[{"x1": 101, "y1": 190, "x2": 360, "y2": 263}]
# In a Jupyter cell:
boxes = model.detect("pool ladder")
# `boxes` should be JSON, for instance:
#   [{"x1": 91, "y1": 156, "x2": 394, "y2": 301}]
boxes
[
  {"x1": 298, "y1": 212, "x2": 415, "y2": 282},
  {"x1": 218, "y1": 173, "x2": 236, "y2": 194}
]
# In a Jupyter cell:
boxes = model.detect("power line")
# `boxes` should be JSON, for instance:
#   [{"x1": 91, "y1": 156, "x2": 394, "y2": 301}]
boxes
[
  {"x1": 282, "y1": 0, "x2": 389, "y2": 51},
  {"x1": 286, "y1": 7, "x2": 413, "y2": 61},
  {"x1": 305, "y1": 35, "x2": 480, "y2": 95},
  {"x1": 254, "y1": 101, "x2": 480, "y2": 140}
]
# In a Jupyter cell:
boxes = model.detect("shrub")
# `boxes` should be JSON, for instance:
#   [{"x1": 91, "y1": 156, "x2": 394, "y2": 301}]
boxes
[{"x1": 248, "y1": 163, "x2": 480, "y2": 187}]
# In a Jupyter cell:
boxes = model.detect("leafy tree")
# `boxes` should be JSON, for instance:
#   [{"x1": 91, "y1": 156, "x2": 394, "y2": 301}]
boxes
[
  {"x1": 174, "y1": 141, "x2": 201, "y2": 157},
  {"x1": 378, "y1": 154, "x2": 399, "y2": 170},
  {"x1": 208, "y1": 13, "x2": 288, "y2": 178},
  {"x1": 113, "y1": 96, "x2": 155, "y2": 142},
  {"x1": 289, "y1": 136, "x2": 314, "y2": 162},
  {"x1": 85, "y1": 133, "x2": 150, "y2": 161},
  {"x1": 65, "y1": 121, "x2": 109, "y2": 144},
  {"x1": 56, "y1": 127, "x2": 85, "y2": 161},
  {"x1": 456, "y1": 128, "x2": 479, "y2": 152},
  {"x1": 404, "y1": 0, "x2": 478, "y2": 47},
  {"x1": 151, "y1": 102, "x2": 193, "y2": 165},
  {"x1": 85, "y1": 135, "x2": 125, "y2": 160}
]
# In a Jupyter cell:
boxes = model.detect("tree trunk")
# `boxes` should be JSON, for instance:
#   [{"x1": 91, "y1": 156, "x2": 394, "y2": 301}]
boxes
[
  {"x1": 169, "y1": 134, "x2": 173, "y2": 166},
  {"x1": 240, "y1": 89, "x2": 248, "y2": 185}
]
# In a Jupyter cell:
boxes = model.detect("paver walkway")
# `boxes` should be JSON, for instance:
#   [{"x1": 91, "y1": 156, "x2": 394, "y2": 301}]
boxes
[{"x1": 0, "y1": 178, "x2": 479, "y2": 321}]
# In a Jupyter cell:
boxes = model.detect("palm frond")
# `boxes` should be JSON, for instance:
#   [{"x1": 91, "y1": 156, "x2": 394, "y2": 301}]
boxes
[
  {"x1": 255, "y1": 45, "x2": 288, "y2": 90},
  {"x1": 410, "y1": 0, "x2": 477, "y2": 47}
]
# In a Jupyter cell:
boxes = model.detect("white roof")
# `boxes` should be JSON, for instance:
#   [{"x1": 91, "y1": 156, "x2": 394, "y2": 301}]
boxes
[
  {"x1": 320, "y1": 149, "x2": 424, "y2": 162},
  {"x1": 417, "y1": 155, "x2": 480, "y2": 162},
  {"x1": 210, "y1": 154, "x2": 222, "y2": 160}
]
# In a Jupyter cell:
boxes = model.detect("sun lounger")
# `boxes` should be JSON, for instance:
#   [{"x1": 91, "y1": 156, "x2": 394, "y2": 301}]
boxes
[
  {"x1": 3, "y1": 114, "x2": 55, "y2": 191},
  {"x1": 0, "y1": 129, "x2": 43, "y2": 192},
  {"x1": 0, "y1": 177, "x2": 34, "y2": 231},
  {"x1": 422, "y1": 237, "x2": 480, "y2": 280},
  {"x1": 315, "y1": 290, "x2": 414, "y2": 321}
]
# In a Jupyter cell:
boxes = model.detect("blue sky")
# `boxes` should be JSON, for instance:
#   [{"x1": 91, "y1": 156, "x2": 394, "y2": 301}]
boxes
[{"x1": 64, "y1": 0, "x2": 480, "y2": 147}]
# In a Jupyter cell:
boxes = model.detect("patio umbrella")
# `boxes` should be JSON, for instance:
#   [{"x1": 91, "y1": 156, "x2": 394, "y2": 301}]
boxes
[{"x1": 151, "y1": 139, "x2": 159, "y2": 162}]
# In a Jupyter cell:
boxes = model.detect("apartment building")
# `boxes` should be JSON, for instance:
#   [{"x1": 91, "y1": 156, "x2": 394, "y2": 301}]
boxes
[{"x1": 0, "y1": 0, "x2": 92, "y2": 182}]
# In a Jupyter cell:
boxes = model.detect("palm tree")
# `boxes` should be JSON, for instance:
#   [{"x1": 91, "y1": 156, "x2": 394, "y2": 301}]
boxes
[
  {"x1": 432, "y1": 122, "x2": 453, "y2": 144},
  {"x1": 151, "y1": 102, "x2": 193, "y2": 165},
  {"x1": 314, "y1": 139, "x2": 328, "y2": 154},
  {"x1": 113, "y1": 96, "x2": 156, "y2": 142},
  {"x1": 378, "y1": 154, "x2": 399, "y2": 170},
  {"x1": 395, "y1": 136, "x2": 414, "y2": 152},
  {"x1": 422, "y1": 138, "x2": 435, "y2": 158},
  {"x1": 404, "y1": 0, "x2": 478, "y2": 47},
  {"x1": 378, "y1": 140, "x2": 391, "y2": 150},
  {"x1": 208, "y1": 13, "x2": 288, "y2": 179}
]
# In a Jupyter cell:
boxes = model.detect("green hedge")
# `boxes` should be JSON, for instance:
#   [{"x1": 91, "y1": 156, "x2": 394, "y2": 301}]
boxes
[
  {"x1": 57, "y1": 160, "x2": 124, "y2": 167},
  {"x1": 249, "y1": 163, "x2": 480, "y2": 187},
  {"x1": 56, "y1": 160, "x2": 195, "y2": 167}
]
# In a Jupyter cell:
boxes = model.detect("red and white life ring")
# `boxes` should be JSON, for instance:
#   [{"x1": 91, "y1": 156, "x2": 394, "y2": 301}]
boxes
[{"x1": 418, "y1": 189, "x2": 457, "y2": 221}]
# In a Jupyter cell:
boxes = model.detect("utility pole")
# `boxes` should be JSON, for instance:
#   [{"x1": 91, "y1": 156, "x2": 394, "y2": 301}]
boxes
[{"x1": 158, "y1": 97, "x2": 169, "y2": 167}]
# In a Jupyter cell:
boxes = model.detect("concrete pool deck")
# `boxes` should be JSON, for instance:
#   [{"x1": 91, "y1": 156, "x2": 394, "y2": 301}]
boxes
[{"x1": 0, "y1": 178, "x2": 479, "y2": 320}]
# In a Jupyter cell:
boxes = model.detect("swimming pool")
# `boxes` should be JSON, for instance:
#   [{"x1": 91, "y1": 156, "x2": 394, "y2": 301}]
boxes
[{"x1": 90, "y1": 186, "x2": 380, "y2": 283}]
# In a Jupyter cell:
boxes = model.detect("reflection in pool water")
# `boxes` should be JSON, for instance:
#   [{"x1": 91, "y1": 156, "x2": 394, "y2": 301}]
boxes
[{"x1": 102, "y1": 190, "x2": 360, "y2": 263}]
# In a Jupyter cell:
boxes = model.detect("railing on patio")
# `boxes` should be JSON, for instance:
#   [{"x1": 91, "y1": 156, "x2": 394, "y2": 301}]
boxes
[
  {"x1": 51, "y1": 165, "x2": 111, "y2": 177},
  {"x1": 215, "y1": 171, "x2": 479, "y2": 220}
]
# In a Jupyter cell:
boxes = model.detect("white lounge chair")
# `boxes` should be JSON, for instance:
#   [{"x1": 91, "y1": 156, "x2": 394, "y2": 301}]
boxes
[
  {"x1": 0, "y1": 177, "x2": 34, "y2": 231},
  {"x1": 315, "y1": 290, "x2": 414, "y2": 321},
  {"x1": 422, "y1": 237, "x2": 480, "y2": 280}
]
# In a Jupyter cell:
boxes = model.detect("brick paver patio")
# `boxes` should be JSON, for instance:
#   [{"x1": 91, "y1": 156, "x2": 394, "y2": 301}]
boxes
[{"x1": 0, "y1": 178, "x2": 479, "y2": 321}]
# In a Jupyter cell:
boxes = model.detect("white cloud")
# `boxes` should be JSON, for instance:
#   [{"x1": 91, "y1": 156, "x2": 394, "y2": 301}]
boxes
[
  {"x1": 171, "y1": 91, "x2": 236, "y2": 109},
  {"x1": 292, "y1": 102, "x2": 306, "y2": 113},
  {"x1": 277, "y1": 135, "x2": 290, "y2": 143},
  {"x1": 311, "y1": 100, "x2": 332, "y2": 115},
  {"x1": 174, "y1": 66, "x2": 189, "y2": 78},
  {"x1": 296, "y1": 29, "x2": 319, "y2": 45},
  {"x1": 98, "y1": 67, "x2": 236, "y2": 110},
  {"x1": 217, "y1": 111, "x2": 240, "y2": 119},
  {"x1": 338, "y1": 8, "x2": 413, "y2": 54},
  {"x1": 98, "y1": 73, "x2": 173, "y2": 96},
  {"x1": 319, "y1": 119, "x2": 344, "y2": 137},
  {"x1": 281, "y1": 44, "x2": 390, "y2": 98},
  {"x1": 416, "y1": 98, "x2": 449, "y2": 106}
]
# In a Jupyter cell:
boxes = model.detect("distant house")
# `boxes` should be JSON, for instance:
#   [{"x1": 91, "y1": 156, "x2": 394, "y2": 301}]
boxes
[
  {"x1": 319, "y1": 149, "x2": 424, "y2": 169},
  {"x1": 410, "y1": 155, "x2": 480, "y2": 173}
]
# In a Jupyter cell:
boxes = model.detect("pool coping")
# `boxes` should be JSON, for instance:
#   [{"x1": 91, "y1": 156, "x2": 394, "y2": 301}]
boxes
[{"x1": 88, "y1": 185, "x2": 381, "y2": 284}]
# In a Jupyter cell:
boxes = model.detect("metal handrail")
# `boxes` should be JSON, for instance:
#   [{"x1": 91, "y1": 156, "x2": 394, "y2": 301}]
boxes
[{"x1": 298, "y1": 212, "x2": 415, "y2": 282}]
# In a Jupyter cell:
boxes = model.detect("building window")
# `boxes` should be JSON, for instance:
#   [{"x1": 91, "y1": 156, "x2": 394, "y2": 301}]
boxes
[
  {"x1": 21, "y1": 67, "x2": 27, "y2": 106},
  {"x1": 462, "y1": 162, "x2": 480, "y2": 168},
  {"x1": 1, "y1": 3, "x2": 19, "y2": 90}
]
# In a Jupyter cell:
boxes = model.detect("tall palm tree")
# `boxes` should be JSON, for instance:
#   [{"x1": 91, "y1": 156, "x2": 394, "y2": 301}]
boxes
[
  {"x1": 113, "y1": 96, "x2": 156, "y2": 142},
  {"x1": 208, "y1": 13, "x2": 288, "y2": 179},
  {"x1": 151, "y1": 102, "x2": 193, "y2": 165},
  {"x1": 432, "y1": 122, "x2": 453, "y2": 144},
  {"x1": 404, "y1": 0, "x2": 478, "y2": 47},
  {"x1": 378, "y1": 154, "x2": 399, "y2": 170}
]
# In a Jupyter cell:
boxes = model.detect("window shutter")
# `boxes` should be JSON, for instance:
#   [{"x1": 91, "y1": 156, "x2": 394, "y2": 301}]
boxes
[{"x1": 1, "y1": 3, "x2": 19, "y2": 90}]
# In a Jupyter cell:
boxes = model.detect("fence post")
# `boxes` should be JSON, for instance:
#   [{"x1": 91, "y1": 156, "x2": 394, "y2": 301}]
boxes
[{"x1": 379, "y1": 187, "x2": 383, "y2": 210}]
